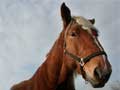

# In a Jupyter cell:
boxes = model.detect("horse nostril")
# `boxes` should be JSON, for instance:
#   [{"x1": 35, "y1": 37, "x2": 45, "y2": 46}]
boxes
[
  {"x1": 94, "y1": 67, "x2": 111, "y2": 82},
  {"x1": 103, "y1": 72, "x2": 111, "y2": 82},
  {"x1": 94, "y1": 67, "x2": 102, "y2": 79}
]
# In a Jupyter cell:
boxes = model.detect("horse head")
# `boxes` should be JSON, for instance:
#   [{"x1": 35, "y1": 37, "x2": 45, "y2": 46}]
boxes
[{"x1": 61, "y1": 3, "x2": 112, "y2": 88}]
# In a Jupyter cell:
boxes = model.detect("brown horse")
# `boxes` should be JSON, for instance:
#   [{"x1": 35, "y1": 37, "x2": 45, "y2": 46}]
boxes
[{"x1": 11, "y1": 3, "x2": 112, "y2": 90}]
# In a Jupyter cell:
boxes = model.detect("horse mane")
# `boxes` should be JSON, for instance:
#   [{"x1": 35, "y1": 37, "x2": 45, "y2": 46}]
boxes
[{"x1": 46, "y1": 31, "x2": 65, "y2": 58}]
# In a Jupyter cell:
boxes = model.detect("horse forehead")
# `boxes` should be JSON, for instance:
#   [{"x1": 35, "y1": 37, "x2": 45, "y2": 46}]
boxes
[{"x1": 73, "y1": 16, "x2": 94, "y2": 30}]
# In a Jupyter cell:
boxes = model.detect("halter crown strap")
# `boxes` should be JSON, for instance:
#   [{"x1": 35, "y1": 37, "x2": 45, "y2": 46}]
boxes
[{"x1": 64, "y1": 50, "x2": 107, "y2": 66}]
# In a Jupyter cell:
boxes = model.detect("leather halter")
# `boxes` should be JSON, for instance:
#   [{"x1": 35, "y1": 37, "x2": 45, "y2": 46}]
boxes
[
  {"x1": 64, "y1": 49, "x2": 107, "y2": 67},
  {"x1": 63, "y1": 18, "x2": 107, "y2": 78}
]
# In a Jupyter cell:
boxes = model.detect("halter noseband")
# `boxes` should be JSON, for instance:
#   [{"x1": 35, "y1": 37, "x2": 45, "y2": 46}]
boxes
[
  {"x1": 64, "y1": 48, "x2": 107, "y2": 79},
  {"x1": 64, "y1": 49, "x2": 107, "y2": 67}
]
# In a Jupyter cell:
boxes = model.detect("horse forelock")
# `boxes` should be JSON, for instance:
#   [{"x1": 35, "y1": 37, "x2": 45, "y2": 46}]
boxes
[{"x1": 72, "y1": 16, "x2": 94, "y2": 30}]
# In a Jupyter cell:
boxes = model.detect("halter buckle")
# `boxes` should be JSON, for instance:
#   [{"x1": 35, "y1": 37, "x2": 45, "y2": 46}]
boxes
[{"x1": 80, "y1": 58, "x2": 85, "y2": 66}]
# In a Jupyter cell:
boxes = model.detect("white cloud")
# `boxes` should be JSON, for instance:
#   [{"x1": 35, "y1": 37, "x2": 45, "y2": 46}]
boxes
[{"x1": 0, "y1": 0, "x2": 120, "y2": 90}]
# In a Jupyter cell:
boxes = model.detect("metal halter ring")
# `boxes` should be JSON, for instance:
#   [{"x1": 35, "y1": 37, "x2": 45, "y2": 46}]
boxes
[{"x1": 80, "y1": 58, "x2": 85, "y2": 66}]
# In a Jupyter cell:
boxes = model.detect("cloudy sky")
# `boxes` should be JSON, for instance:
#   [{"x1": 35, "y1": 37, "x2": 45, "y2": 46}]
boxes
[{"x1": 0, "y1": 0, "x2": 120, "y2": 90}]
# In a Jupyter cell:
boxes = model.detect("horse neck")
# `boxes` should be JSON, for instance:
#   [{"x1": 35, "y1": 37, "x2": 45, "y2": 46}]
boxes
[
  {"x1": 47, "y1": 31, "x2": 75, "y2": 89},
  {"x1": 44, "y1": 31, "x2": 65, "y2": 83},
  {"x1": 30, "y1": 31, "x2": 75, "y2": 90},
  {"x1": 46, "y1": 31, "x2": 65, "y2": 77}
]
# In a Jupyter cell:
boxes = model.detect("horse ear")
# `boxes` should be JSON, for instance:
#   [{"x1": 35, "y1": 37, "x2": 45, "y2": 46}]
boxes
[
  {"x1": 89, "y1": 18, "x2": 95, "y2": 24},
  {"x1": 61, "y1": 3, "x2": 72, "y2": 28}
]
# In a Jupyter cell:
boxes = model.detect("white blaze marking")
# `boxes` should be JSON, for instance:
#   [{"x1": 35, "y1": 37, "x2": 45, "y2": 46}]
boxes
[{"x1": 93, "y1": 37, "x2": 107, "y2": 70}]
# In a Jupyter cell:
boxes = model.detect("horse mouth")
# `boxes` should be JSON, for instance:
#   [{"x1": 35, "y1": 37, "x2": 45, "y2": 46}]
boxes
[
  {"x1": 87, "y1": 78, "x2": 106, "y2": 88},
  {"x1": 85, "y1": 74, "x2": 106, "y2": 88},
  {"x1": 92, "y1": 82, "x2": 105, "y2": 88},
  {"x1": 86, "y1": 78, "x2": 105, "y2": 88}
]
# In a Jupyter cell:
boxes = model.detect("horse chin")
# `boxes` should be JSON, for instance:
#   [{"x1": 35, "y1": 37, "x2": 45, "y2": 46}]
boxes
[
  {"x1": 88, "y1": 79, "x2": 105, "y2": 88},
  {"x1": 85, "y1": 75, "x2": 105, "y2": 88},
  {"x1": 91, "y1": 83, "x2": 105, "y2": 88}
]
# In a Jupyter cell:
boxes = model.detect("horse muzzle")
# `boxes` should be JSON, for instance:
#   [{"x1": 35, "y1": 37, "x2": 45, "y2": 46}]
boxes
[{"x1": 85, "y1": 66, "x2": 112, "y2": 88}]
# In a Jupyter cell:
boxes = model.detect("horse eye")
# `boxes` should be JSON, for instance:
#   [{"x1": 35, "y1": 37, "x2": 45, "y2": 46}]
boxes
[{"x1": 70, "y1": 32, "x2": 77, "y2": 37}]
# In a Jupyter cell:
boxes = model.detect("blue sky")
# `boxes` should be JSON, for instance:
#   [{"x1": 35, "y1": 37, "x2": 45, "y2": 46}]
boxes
[{"x1": 0, "y1": 0, "x2": 120, "y2": 90}]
